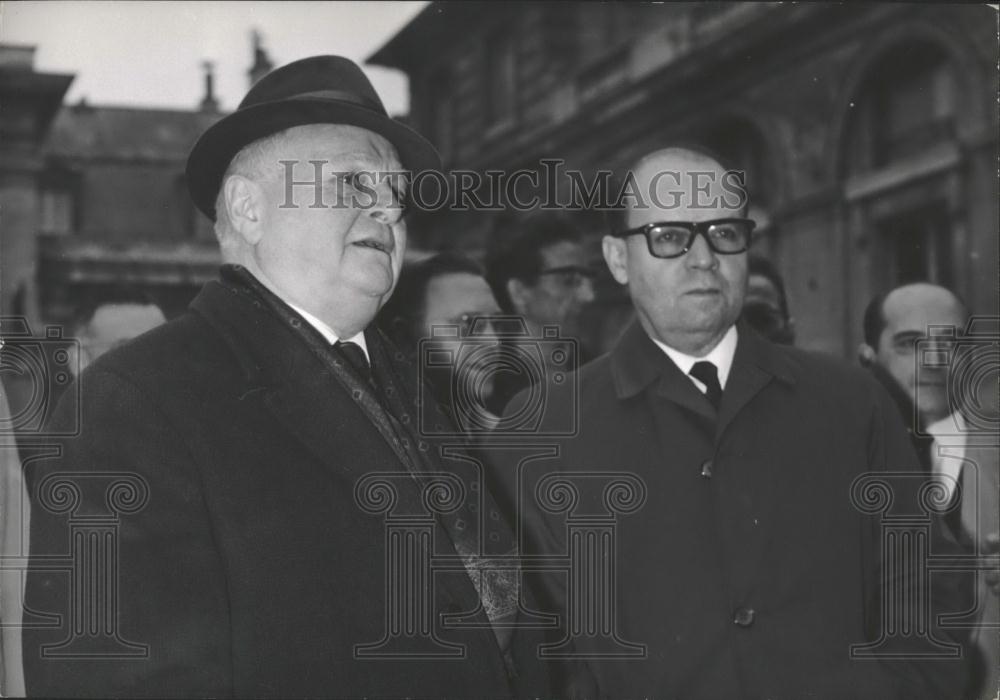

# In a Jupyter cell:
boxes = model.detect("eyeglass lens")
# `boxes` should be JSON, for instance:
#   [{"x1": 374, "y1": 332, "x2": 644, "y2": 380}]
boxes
[{"x1": 648, "y1": 221, "x2": 750, "y2": 257}]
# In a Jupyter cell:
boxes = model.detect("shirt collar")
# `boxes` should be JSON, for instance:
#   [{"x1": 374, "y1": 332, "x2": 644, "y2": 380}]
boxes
[
  {"x1": 241, "y1": 264, "x2": 370, "y2": 361},
  {"x1": 926, "y1": 411, "x2": 967, "y2": 445},
  {"x1": 651, "y1": 325, "x2": 738, "y2": 390},
  {"x1": 285, "y1": 300, "x2": 369, "y2": 361}
]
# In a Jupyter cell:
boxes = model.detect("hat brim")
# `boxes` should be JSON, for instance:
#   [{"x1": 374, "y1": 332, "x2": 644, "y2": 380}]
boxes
[{"x1": 186, "y1": 98, "x2": 443, "y2": 221}]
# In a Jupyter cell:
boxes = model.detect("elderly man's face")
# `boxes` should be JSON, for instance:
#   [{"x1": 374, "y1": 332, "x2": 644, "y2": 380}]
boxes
[
  {"x1": 252, "y1": 124, "x2": 406, "y2": 311},
  {"x1": 603, "y1": 149, "x2": 748, "y2": 355}
]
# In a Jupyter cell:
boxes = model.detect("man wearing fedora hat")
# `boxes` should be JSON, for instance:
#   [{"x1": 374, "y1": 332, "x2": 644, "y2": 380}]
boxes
[{"x1": 24, "y1": 56, "x2": 549, "y2": 698}]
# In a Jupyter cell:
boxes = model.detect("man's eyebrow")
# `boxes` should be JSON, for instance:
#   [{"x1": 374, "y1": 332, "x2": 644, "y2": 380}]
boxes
[
  {"x1": 327, "y1": 151, "x2": 378, "y2": 164},
  {"x1": 890, "y1": 330, "x2": 924, "y2": 342}
]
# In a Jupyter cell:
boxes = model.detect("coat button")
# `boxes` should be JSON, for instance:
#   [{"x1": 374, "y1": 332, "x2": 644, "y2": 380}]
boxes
[
  {"x1": 733, "y1": 607, "x2": 755, "y2": 627},
  {"x1": 700, "y1": 459, "x2": 713, "y2": 478}
]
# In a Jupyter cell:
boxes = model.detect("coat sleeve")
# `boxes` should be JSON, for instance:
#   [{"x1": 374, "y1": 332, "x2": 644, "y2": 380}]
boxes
[
  {"x1": 23, "y1": 367, "x2": 233, "y2": 698},
  {"x1": 860, "y1": 376, "x2": 976, "y2": 700}
]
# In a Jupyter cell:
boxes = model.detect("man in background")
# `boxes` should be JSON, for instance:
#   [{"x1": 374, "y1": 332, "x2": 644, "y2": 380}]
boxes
[
  {"x1": 378, "y1": 252, "x2": 504, "y2": 432},
  {"x1": 860, "y1": 282, "x2": 998, "y2": 699},
  {"x1": 743, "y1": 254, "x2": 794, "y2": 345},
  {"x1": 484, "y1": 212, "x2": 596, "y2": 414},
  {"x1": 69, "y1": 292, "x2": 166, "y2": 377},
  {"x1": 859, "y1": 283, "x2": 967, "y2": 469}
]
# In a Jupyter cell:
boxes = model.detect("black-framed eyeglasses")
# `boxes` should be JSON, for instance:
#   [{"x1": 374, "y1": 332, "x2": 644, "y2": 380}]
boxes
[{"x1": 611, "y1": 218, "x2": 756, "y2": 259}]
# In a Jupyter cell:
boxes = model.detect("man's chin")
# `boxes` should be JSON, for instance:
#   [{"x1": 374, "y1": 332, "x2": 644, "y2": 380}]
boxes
[
  {"x1": 347, "y1": 266, "x2": 395, "y2": 299},
  {"x1": 917, "y1": 399, "x2": 952, "y2": 424}
]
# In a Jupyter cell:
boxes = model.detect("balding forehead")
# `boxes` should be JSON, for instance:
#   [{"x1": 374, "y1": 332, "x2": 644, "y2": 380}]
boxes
[
  {"x1": 885, "y1": 284, "x2": 965, "y2": 314},
  {"x1": 633, "y1": 147, "x2": 726, "y2": 175},
  {"x1": 625, "y1": 146, "x2": 744, "y2": 219},
  {"x1": 883, "y1": 284, "x2": 967, "y2": 327}
]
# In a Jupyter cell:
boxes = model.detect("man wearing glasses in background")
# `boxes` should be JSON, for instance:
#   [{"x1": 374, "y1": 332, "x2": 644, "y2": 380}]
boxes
[
  {"x1": 496, "y1": 146, "x2": 973, "y2": 699},
  {"x1": 484, "y1": 211, "x2": 596, "y2": 415}
]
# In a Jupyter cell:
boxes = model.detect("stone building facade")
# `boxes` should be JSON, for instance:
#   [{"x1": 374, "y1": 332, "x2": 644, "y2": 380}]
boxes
[
  {"x1": 0, "y1": 39, "x2": 281, "y2": 327},
  {"x1": 370, "y1": 2, "x2": 999, "y2": 357}
]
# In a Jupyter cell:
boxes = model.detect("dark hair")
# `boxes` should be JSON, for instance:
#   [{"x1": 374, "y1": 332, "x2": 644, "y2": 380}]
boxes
[
  {"x1": 748, "y1": 254, "x2": 790, "y2": 321},
  {"x1": 861, "y1": 284, "x2": 968, "y2": 349},
  {"x1": 378, "y1": 252, "x2": 486, "y2": 351},
  {"x1": 862, "y1": 292, "x2": 889, "y2": 349},
  {"x1": 484, "y1": 211, "x2": 583, "y2": 312}
]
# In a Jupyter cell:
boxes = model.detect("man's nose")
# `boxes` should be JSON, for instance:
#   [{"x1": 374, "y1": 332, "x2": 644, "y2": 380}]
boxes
[
  {"x1": 577, "y1": 276, "x2": 596, "y2": 304},
  {"x1": 367, "y1": 179, "x2": 403, "y2": 225},
  {"x1": 685, "y1": 231, "x2": 719, "y2": 270}
]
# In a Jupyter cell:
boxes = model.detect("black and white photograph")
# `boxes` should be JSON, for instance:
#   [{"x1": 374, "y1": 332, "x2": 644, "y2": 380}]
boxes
[{"x1": 0, "y1": 2, "x2": 997, "y2": 698}]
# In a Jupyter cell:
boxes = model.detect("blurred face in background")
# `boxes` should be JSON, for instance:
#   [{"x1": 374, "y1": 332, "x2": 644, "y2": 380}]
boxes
[
  {"x1": 744, "y1": 273, "x2": 794, "y2": 345},
  {"x1": 75, "y1": 303, "x2": 166, "y2": 375},
  {"x1": 422, "y1": 272, "x2": 502, "y2": 402},
  {"x1": 509, "y1": 240, "x2": 596, "y2": 336},
  {"x1": 872, "y1": 284, "x2": 966, "y2": 425}
]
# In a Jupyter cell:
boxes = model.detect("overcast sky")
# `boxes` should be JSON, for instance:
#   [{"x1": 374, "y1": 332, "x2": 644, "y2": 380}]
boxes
[{"x1": 0, "y1": 1, "x2": 427, "y2": 115}]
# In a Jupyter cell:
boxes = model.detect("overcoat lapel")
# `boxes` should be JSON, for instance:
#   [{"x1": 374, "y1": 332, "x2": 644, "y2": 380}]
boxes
[
  {"x1": 191, "y1": 268, "x2": 518, "y2": 651},
  {"x1": 611, "y1": 321, "x2": 716, "y2": 422},
  {"x1": 189, "y1": 271, "x2": 413, "y2": 482},
  {"x1": 716, "y1": 327, "x2": 784, "y2": 439}
]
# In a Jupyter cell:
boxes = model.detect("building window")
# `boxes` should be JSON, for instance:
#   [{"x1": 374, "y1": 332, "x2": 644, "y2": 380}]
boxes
[
  {"x1": 484, "y1": 28, "x2": 516, "y2": 128},
  {"x1": 843, "y1": 42, "x2": 963, "y2": 294},
  {"x1": 576, "y1": 4, "x2": 635, "y2": 65},
  {"x1": 878, "y1": 204, "x2": 952, "y2": 287},
  {"x1": 39, "y1": 187, "x2": 74, "y2": 235},
  {"x1": 847, "y1": 45, "x2": 957, "y2": 173},
  {"x1": 872, "y1": 54, "x2": 955, "y2": 166}
]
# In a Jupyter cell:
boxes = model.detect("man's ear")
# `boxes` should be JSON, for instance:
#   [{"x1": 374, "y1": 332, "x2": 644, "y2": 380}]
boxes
[
  {"x1": 506, "y1": 278, "x2": 529, "y2": 315},
  {"x1": 222, "y1": 174, "x2": 265, "y2": 246},
  {"x1": 602, "y1": 235, "x2": 629, "y2": 286},
  {"x1": 858, "y1": 343, "x2": 876, "y2": 367}
]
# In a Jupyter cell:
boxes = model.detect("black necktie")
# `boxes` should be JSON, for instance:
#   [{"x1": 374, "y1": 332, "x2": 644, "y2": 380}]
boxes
[
  {"x1": 690, "y1": 360, "x2": 723, "y2": 410},
  {"x1": 334, "y1": 340, "x2": 371, "y2": 378}
]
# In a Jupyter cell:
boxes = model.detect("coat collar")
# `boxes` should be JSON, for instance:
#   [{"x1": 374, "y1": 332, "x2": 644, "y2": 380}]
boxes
[
  {"x1": 190, "y1": 265, "x2": 380, "y2": 386},
  {"x1": 611, "y1": 319, "x2": 797, "y2": 424},
  {"x1": 188, "y1": 266, "x2": 394, "y2": 475}
]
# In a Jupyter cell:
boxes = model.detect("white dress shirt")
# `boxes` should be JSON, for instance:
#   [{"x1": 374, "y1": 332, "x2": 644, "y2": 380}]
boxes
[
  {"x1": 926, "y1": 411, "x2": 967, "y2": 504},
  {"x1": 248, "y1": 268, "x2": 370, "y2": 362},
  {"x1": 651, "y1": 325, "x2": 739, "y2": 394},
  {"x1": 285, "y1": 300, "x2": 369, "y2": 362}
]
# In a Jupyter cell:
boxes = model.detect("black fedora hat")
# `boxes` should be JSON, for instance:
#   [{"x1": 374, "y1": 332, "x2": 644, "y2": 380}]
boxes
[{"x1": 186, "y1": 55, "x2": 441, "y2": 221}]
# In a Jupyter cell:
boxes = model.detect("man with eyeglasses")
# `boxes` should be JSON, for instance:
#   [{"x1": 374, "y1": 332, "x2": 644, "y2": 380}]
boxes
[
  {"x1": 497, "y1": 147, "x2": 973, "y2": 699},
  {"x1": 484, "y1": 211, "x2": 596, "y2": 415}
]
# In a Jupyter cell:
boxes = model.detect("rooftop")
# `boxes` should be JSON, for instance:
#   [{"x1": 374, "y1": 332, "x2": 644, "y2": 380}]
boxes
[{"x1": 46, "y1": 102, "x2": 227, "y2": 161}]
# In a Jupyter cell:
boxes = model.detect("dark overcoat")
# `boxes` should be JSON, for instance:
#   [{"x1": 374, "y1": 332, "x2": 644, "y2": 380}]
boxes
[
  {"x1": 495, "y1": 320, "x2": 972, "y2": 700},
  {"x1": 24, "y1": 269, "x2": 545, "y2": 698}
]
